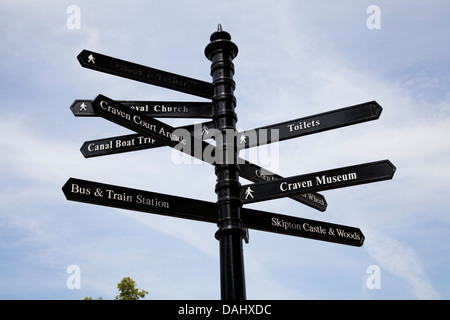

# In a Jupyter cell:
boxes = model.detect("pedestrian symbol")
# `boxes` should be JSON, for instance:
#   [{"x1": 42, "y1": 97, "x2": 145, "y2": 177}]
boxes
[
  {"x1": 244, "y1": 186, "x2": 254, "y2": 199},
  {"x1": 88, "y1": 54, "x2": 95, "y2": 64}
]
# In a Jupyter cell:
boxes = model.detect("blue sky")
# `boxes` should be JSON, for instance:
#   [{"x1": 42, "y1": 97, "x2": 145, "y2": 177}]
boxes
[{"x1": 0, "y1": 0, "x2": 449, "y2": 300}]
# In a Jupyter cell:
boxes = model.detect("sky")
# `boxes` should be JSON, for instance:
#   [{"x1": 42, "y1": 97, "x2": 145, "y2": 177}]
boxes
[{"x1": 0, "y1": 0, "x2": 449, "y2": 300}]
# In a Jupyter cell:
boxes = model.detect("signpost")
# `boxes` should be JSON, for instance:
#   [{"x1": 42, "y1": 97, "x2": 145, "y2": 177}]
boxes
[{"x1": 64, "y1": 25, "x2": 396, "y2": 300}]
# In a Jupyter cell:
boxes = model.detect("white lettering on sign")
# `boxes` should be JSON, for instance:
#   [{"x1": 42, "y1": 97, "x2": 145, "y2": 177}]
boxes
[
  {"x1": 316, "y1": 172, "x2": 357, "y2": 185},
  {"x1": 137, "y1": 136, "x2": 156, "y2": 145},
  {"x1": 115, "y1": 138, "x2": 135, "y2": 148},
  {"x1": 287, "y1": 120, "x2": 320, "y2": 132},
  {"x1": 129, "y1": 105, "x2": 148, "y2": 112},
  {"x1": 270, "y1": 218, "x2": 327, "y2": 235},
  {"x1": 271, "y1": 217, "x2": 302, "y2": 231},
  {"x1": 69, "y1": 183, "x2": 170, "y2": 209},
  {"x1": 132, "y1": 115, "x2": 157, "y2": 131},
  {"x1": 279, "y1": 172, "x2": 358, "y2": 192},
  {"x1": 85, "y1": 137, "x2": 157, "y2": 154},
  {"x1": 100, "y1": 100, "x2": 130, "y2": 120},
  {"x1": 255, "y1": 169, "x2": 276, "y2": 181},
  {"x1": 335, "y1": 229, "x2": 361, "y2": 241},
  {"x1": 136, "y1": 195, "x2": 169, "y2": 208},
  {"x1": 270, "y1": 217, "x2": 361, "y2": 241},
  {"x1": 153, "y1": 105, "x2": 189, "y2": 114},
  {"x1": 280, "y1": 180, "x2": 313, "y2": 191},
  {"x1": 305, "y1": 193, "x2": 326, "y2": 206},
  {"x1": 106, "y1": 189, "x2": 133, "y2": 202},
  {"x1": 87, "y1": 141, "x2": 113, "y2": 152}
]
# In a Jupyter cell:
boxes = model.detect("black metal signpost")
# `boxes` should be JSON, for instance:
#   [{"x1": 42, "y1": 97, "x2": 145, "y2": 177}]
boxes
[{"x1": 64, "y1": 25, "x2": 395, "y2": 300}]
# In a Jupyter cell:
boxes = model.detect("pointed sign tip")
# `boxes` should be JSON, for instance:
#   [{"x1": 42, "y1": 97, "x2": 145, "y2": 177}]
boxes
[
  {"x1": 77, "y1": 49, "x2": 91, "y2": 65},
  {"x1": 62, "y1": 178, "x2": 74, "y2": 198},
  {"x1": 371, "y1": 100, "x2": 383, "y2": 118},
  {"x1": 386, "y1": 159, "x2": 397, "y2": 175}
]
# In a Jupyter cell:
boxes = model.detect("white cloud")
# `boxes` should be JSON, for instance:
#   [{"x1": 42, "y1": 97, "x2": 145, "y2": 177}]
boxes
[{"x1": 364, "y1": 230, "x2": 440, "y2": 299}]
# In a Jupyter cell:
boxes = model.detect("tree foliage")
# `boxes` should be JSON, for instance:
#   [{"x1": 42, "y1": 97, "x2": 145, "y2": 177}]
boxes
[
  {"x1": 115, "y1": 277, "x2": 148, "y2": 300},
  {"x1": 84, "y1": 277, "x2": 148, "y2": 300}
]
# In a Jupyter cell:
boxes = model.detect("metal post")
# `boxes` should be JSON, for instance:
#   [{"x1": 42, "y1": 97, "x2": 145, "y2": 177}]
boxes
[{"x1": 205, "y1": 25, "x2": 247, "y2": 300}]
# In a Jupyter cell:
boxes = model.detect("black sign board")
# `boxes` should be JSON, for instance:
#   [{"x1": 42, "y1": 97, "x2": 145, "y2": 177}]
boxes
[
  {"x1": 80, "y1": 133, "x2": 162, "y2": 158},
  {"x1": 241, "y1": 207, "x2": 364, "y2": 247},
  {"x1": 241, "y1": 160, "x2": 396, "y2": 204},
  {"x1": 62, "y1": 177, "x2": 217, "y2": 223},
  {"x1": 239, "y1": 161, "x2": 327, "y2": 212},
  {"x1": 70, "y1": 99, "x2": 213, "y2": 118},
  {"x1": 80, "y1": 121, "x2": 214, "y2": 158},
  {"x1": 238, "y1": 101, "x2": 382, "y2": 149},
  {"x1": 77, "y1": 50, "x2": 214, "y2": 99},
  {"x1": 62, "y1": 178, "x2": 360, "y2": 246}
]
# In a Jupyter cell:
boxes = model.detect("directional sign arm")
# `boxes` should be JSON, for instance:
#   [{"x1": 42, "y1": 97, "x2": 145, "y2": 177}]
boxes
[
  {"x1": 70, "y1": 99, "x2": 213, "y2": 118},
  {"x1": 80, "y1": 122, "x2": 215, "y2": 158},
  {"x1": 238, "y1": 101, "x2": 382, "y2": 149},
  {"x1": 80, "y1": 133, "x2": 163, "y2": 158},
  {"x1": 241, "y1": 207, "x2": 364, "y2": 246},
  {"x1": 239, "y1": 161, "x2": 327, "y2": 212},
  {"x1": 77, "y1": 50, "x2": 214, "y2": 99},
  {"x1": 62, "y1": 178, "x2": 218, "y2": 224},
  {"x1": 241, "y1": 160, "x2": 396, "y2": 204}
]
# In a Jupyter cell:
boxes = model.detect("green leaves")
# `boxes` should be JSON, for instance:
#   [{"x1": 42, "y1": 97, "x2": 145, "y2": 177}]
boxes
[
  {"x1": 84, "y1": 276, "x2": 148, "y2": 300},
  {"x1": 115, "y1": 277, "x2": 148, "y2": 300}
]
